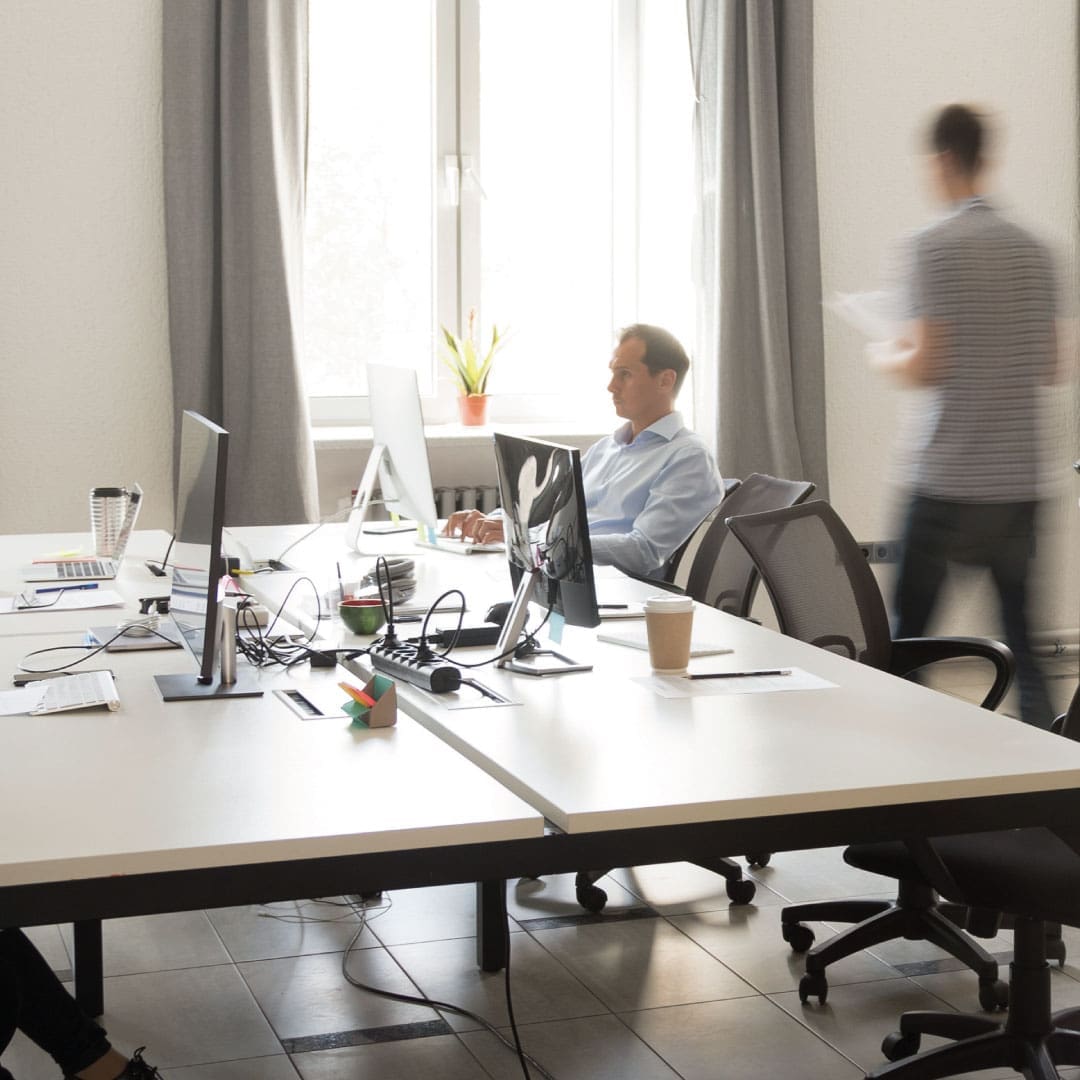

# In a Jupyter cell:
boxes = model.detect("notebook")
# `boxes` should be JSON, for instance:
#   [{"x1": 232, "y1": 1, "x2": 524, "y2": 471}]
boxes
[
  {"x1": 597, "y1": 625, "x2": 733, "y2": 657},
  {"x1": 21, "y1": 485, "x2": 143, "y2": 582}
]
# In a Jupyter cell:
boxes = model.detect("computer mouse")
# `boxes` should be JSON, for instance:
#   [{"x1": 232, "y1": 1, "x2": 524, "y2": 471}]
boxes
[{"x1": 485, "y1": 601, "x2": 513, "y2": 626}]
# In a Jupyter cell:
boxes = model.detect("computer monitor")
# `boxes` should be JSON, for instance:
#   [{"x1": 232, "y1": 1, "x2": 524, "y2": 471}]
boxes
[
  {"x1": 344, "y1": 364, "x2": 439, "y2": 552},
  {"x1": 154, "y1": 410, "x2": 263, "y2": 702},
  {"x1": 492, "y1": 433, "x2": 599, "y2": 675}
]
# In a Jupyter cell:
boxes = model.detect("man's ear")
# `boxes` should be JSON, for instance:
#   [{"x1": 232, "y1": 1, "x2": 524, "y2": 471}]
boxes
[{"x1": 658, "y1": 368, "x2": 676, "y2": 392}]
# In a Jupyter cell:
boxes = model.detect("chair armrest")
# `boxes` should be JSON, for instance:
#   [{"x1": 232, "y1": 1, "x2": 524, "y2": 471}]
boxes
[
  {"x1": 617, "y1": 570, "x2": 685, "y2": 595},
  {"x1": 889, "y1": 636, "x2": 1015, "y2": 712}
]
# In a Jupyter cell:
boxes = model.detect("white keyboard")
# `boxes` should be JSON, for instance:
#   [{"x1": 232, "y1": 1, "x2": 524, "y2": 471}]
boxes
[
  {"x1": 414, "y1": 535, "x2": 505, "y2": 556},
  {"x1": 31, "y1": 671, "x2": 120, "y2": 715}
]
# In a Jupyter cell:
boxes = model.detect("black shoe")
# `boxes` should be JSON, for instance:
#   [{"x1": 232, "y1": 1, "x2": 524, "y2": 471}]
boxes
[{"x1": 118, "y1": 1047, "x2": 163, "y2": 1079}]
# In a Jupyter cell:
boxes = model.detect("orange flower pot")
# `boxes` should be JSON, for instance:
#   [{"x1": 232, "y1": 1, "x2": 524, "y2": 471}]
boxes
[{"x1": 458, "y1": 394, "x2": 489, "y2": 426}]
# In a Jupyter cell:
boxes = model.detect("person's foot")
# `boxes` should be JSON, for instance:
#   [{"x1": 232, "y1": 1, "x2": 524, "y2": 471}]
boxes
[{"x1": 117, "y1": 1048, "x2": 163, "y2": 1079}]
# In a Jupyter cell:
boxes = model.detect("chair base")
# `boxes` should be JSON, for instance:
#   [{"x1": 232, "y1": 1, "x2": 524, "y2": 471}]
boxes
[
  {"x1": 783, "y1": 879, "x2": 1005, "y2": 1009},
  {"x1": 867, "y1": 917, "x2": 1077, "y2": 1080},
  {"x1": 575, "y1": 855, "x2": 757, "y2": 913}
]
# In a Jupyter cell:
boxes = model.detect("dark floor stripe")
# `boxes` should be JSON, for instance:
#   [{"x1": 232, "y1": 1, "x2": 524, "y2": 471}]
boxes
[
  {"x1": 893, "y1": 952, "x2": 1012, "y2": 977},
  {"x1": 283, "y1": 1018, "x2": 452, "y2": 1054},
  {"x1": 515, "y1": 905, "x2": 658, "y2": 931}
]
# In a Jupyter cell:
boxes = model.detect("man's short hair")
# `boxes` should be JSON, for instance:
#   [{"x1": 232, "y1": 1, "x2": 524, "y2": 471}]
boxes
[
  {"x1": 929, "y1": 104, "x2": 986, "y2": 175},
  {"x1": 618, "y1": 324, "x2": 690, "y2": 396}
]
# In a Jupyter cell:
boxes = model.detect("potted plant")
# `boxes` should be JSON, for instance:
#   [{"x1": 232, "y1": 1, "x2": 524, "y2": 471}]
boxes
[{"x1": 440, "y1": 309, "x2": 506, "y2": 426}]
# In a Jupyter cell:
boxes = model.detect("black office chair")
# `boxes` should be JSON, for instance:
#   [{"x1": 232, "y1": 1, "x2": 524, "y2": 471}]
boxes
[
  {"x1": 726, "y1": 500, "x2": 1015, "y2": 1010},
  {"x1": 572, "y1": 475, "x2": 816, "y2": 913},
  {"x1": 863, "y1": 686, "x2": 1080, "y2": 1078}
]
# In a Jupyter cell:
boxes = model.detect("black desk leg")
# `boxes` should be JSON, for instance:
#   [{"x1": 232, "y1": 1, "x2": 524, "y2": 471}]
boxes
[
  {"x1": 73, "y1": 920, "x2": 104, "y2": 1018},
  {"x1": 476, "y1": 879, "x2": 507, "y2": 972}
]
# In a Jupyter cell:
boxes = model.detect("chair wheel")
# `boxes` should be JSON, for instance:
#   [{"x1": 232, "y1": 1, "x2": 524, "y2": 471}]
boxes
[
  {"x1": 726, "y1": 877, "x2": 756, "y2": 905},
  {"x1": 978, "y1": 977, "x2": 1009, "y2": 1011},
  {"x1": 1047, "y1": 938, "x2": 1067, "y2": 967},
  {"x1": 745, "y1": 851, "x2": 771, "y2": 868},
  {"x1": 881, "y1": 1031, "x2": 920, "y2": 1061},
  {"x1": 576, "y1": 882, "x2": 607, "y2": 913},
  {"x1": 781, "y1": 922, "x2": 815, "y2": 953},
  {"x1": 798, "y1": 971, "x2": 828, "y2": 1004}
]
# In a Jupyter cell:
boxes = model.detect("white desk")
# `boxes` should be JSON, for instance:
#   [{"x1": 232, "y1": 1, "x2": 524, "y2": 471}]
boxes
[{"x1": 0, "y1": 530, "x2": 173, "y2": 637}]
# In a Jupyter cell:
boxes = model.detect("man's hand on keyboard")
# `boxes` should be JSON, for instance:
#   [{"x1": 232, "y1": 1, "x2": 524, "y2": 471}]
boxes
[{"x1": 443, "y1": 510, "x2": 505, "y2": 545}]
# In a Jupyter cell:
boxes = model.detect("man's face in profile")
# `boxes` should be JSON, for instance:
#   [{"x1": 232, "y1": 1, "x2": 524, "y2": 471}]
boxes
[{"x1": 606, "y1": 337, "x2": 673, "y2": 427}]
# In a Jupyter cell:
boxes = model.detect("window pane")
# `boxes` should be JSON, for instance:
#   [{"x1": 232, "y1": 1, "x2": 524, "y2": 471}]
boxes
[
  {"x1": 477, "y1": 0, "x2": 615, "y2": 406},
  {"x1": 304, "y1": 0, "x2": 436, "y2": 398}
]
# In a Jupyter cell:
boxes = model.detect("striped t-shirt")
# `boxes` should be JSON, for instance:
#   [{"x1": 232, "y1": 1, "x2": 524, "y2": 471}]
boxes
[{"x1": 899, "y1": 198, "x2": 1056, "y2": 501}]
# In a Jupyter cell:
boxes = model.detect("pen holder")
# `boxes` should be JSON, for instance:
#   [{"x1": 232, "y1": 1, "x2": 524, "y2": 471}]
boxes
[{"x1": 342, "y1": 674, "x2": 397, "y2": 728}]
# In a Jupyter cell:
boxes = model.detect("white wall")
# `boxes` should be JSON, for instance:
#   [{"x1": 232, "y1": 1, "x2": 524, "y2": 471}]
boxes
[
  {"x1": 815, "y1": 0, "x2": 1080, "y2": 637},
  {"x1": 1, "y1": 0, "x2": 172, "y2": 533}
]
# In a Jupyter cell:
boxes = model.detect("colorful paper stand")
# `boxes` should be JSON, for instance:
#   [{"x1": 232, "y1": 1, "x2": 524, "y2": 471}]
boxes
[{"x1": 341, "y1": 674, "x2": 397, "y2": 728}]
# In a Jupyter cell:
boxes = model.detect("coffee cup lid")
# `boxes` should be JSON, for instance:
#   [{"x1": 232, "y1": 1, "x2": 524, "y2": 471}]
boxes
[{"x1": 643, "y1": 594, "x2": 694, "y2": 614}]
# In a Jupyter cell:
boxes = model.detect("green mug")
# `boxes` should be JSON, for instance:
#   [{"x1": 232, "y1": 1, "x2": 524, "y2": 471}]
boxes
[{"x1": 339, "y1": 598, "x2": 386, "y2": 636}]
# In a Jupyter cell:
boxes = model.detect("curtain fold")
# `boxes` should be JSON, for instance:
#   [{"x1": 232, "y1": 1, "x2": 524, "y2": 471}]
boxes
[
  {"x1": 688, "y1": 0, "x2": 829, "y2": 496},
  {"x1": 163, "y1": 0, "x2": 318, "y2": 525}
]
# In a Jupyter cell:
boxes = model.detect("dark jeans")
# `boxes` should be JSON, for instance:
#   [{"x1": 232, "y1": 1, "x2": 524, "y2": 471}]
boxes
[
  {"x1": 0, "y1": 929, "x2": 112, "y2": 1078},
  {"x1": 894, "y1": 494, "x2": 1052, "y2": 729}
]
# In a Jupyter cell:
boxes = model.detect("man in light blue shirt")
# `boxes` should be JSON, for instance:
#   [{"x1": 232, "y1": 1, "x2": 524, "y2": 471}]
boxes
[{"x1": 446, "y1": 325, "x2": 723, "y2": 578}]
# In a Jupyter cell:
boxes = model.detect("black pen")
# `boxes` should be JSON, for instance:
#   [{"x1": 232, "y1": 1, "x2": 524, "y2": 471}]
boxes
[
  {"x1": 686, "y1": 668, "x2": 791, "y2": 680},
  {"x1": 598, "y1": 604, "x2": 629, "y2": 610}
]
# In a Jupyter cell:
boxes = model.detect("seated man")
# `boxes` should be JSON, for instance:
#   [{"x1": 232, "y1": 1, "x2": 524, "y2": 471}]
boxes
[{"x1": 445, "y1": 324, "x2": 723, "y2": 578}]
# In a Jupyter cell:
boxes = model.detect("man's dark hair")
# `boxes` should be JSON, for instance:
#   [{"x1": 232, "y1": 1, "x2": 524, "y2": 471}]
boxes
[
  {"x1": 618, "y1": 324, "x2": 690, "y2": 396},
  {"x1": 929, "y1": 104, "x2": 985, "y2": 175}
]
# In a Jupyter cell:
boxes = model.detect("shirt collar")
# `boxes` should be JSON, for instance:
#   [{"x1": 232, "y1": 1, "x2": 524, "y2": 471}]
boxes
[{"x1": 613, "y1": 411, "x2": 684, "y2": 446}]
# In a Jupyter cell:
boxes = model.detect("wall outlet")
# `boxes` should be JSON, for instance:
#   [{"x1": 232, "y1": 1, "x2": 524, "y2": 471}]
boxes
[{"x1": 857, "y1": 540, "x2": 902, "y2": 564}]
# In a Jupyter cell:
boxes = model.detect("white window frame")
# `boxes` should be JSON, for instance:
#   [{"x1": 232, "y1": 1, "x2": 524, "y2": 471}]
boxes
[{"x1": 306, "y1": 0, "x2": 656, "y2": 430}]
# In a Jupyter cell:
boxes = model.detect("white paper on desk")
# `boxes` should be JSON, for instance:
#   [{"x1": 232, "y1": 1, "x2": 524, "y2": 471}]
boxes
[
  {"x1": 641, "y1": 667, "x2": 836, "y2": 698},
  {"x1": 0, "y1": 686, "x2": 49, "y2": 715},
  {"x1": 0, "y1": 589, "x2": 125, "y2": 615},
  {"x1": 598, "y1": 625, "x2": 732, "y2": 657}
]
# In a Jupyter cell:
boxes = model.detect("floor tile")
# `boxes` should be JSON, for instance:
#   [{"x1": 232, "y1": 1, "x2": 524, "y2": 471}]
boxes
[
  {"x1": 460, "y1": 1014, "x2": 681, "y2": 1080},
  {"x1": 913, "y1": 962, "x2": 1080, "y2": 1016},
  {"x1": 60, "y1": 911, "x2": 231, "y2": 976},
  {"x1": 669, "y1": 903, "x2": 901, "y2": 995},
  {"x1": 609, "y1": 860, "x2": 786, "y2": 915},
  {"x1": 745, "y1": 847, "x2": 892, "y2": 904},
  {"x1": 23, "y1": 924, "x2": 70, "y2": 975},
  {"x1": 207, "y1": 897, "x2": 373, "y2": 963},
  {"x1": 365, "y1": 883, "x2": 499, "y2": 946},
  {"x1": 163, "y1": 1055, "x2": 301, "y2": 1078},
  {"x1": 292, "y1": 1033, "x2": 490, "y2": 1079},
  {"x1": 387, "y1": 932, "x2": 607, "y2": 1031},
  {"x1": 238, "y1": 948, "x2": 440, "y2": 1041},
  {"x1": 531, "y1": 916, "x2": 754, "y2": 1012},
  {"x1": 509, "y1": 871, "x2": 641, "y2": 920},
  {"x1": 623, "y1": 995, "x2": 864, "y2": 1078},
  {"x1": 99, "y1": 964, "x2": 281, "y2": 1069}
]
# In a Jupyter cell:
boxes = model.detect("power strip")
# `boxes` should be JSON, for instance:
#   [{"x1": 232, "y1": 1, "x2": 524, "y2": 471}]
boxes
[{"x1": 362, "y1": 642, "x2": 462, "y2": 694}]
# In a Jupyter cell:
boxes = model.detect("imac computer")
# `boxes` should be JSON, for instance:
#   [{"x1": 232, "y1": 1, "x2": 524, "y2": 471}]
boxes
[
  {"x1": 344, "y1": 364, "x2": 439, "y2": 552},
  {"x1": 492, "y1": 433, "x2": 600, "y2": 675},
  {"x1": 154, "y1": 410, "x2": 263, "y2": 702}
]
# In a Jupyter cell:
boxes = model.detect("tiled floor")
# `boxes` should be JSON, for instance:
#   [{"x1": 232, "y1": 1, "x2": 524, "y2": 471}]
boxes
[{"x1": 6, "y1": 670, "x2": 1078, "y2": 1079}]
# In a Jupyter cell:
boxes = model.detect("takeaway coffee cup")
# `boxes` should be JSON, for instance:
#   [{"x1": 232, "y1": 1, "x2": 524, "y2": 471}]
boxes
[{"x1": 643, "y1": 594, "x2": 695, "y2": 674}]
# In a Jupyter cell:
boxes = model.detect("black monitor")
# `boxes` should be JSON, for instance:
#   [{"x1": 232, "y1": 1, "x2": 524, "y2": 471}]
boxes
[
  {"x1": 492, "y1": 433, "x2": 599, "y2": 675},
  {"x1": 154, "y1": 411, "x2": 263, "y2": 702}
]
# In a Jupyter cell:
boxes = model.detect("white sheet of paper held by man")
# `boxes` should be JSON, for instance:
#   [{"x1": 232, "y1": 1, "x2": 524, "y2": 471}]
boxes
[{"x1": 828, "y1": 291, "x2": 902, "y2": 342}]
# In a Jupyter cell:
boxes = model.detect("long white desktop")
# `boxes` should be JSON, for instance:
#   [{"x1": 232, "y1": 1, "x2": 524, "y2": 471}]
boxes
[{"x1": 3, "y1": 524, "x2": 1080, "y2": 1020}]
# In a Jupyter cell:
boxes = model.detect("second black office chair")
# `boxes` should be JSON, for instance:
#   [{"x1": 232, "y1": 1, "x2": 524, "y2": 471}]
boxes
[
  {"x1": 573, "y1": 474, "x2": 816, "y2": 913},
  {"x1": 726, "y1": 500, "x2": 1015, "y2": 1009}
]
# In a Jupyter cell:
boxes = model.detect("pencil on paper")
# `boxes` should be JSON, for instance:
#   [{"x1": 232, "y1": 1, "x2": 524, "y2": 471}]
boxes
[{"x1": 686, "y1": 669, "x2": 791, "y2": 680}]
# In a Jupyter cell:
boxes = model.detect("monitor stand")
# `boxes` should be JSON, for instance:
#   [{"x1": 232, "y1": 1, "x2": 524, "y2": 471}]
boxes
[
  {"x1": 495, "y1": 567, "x2": 592, "y2": 676},
  {"x1": 155, "y1": 602, "x2": 264, "y2": 701}
]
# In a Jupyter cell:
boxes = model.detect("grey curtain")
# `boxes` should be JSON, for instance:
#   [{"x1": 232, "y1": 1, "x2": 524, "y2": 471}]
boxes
[
  {"x1": 163, "y1": 0, "x2": 318, "y2": 525},
  {"x1": 688, "y1": 0, "x2": 829, "y2": 496}
]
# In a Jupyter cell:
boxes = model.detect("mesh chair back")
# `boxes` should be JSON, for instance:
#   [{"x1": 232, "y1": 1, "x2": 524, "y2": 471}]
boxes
[
  {"x1": 726, "y1": 500, "x2": 893, "y2": 669},
  {"x1": 674, "y1": 473, "x2": 816, "y2": 616}
]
